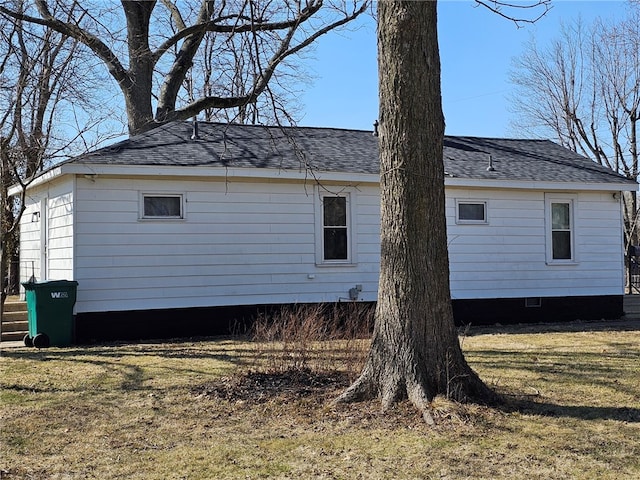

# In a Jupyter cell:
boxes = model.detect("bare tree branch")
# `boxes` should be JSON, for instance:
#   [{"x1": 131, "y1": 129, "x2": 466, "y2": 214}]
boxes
[
  {"x1": 171, "y1": 1, "x2": 369, "y2": 123},
  {"x1": 1, "y1": 3, "x2": 113, "y2": 310},
  {"x1": 510, "y1": 8, "x2": 640, "y2": 288},
  {"x1": 1, "y1": 1, "x2": 370, "y2": 134},
  {"x1": 474, "y1": 0, "x2": 552, "y2": 27},
  {"x1": 0, "y1": 3, "x2": 132, "y2": 90}
]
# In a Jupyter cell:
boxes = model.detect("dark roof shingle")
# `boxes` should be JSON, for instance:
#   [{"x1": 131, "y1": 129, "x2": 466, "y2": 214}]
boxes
[{"x1": 69, "y1": 121, "x2": 635, "y2": 186}]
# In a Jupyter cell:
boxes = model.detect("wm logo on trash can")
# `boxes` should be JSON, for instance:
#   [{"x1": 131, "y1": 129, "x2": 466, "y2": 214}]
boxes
[{"x1": 50, "y1": 291, "x2": 69, "y2": 299}]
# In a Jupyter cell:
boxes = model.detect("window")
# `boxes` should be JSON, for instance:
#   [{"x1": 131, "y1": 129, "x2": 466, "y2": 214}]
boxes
[
  {"x1": 551, "y1": 203, "x2": 571, "y2": 259},
  {"x1": 456, "y1": 200, "x2": 487, "y2": 224},
  {"x1": 323, "y1": 196, "x2": 348, "y2": 260},
  {"x1": 141, "y1": 194, "x2": 183, "y2": 219},
  {"x1": 545, "y1": 194, "x2": 576, "y2": 263},
  {"x1": 315, "y1": 190, "x2": 355, "y2": 265}
]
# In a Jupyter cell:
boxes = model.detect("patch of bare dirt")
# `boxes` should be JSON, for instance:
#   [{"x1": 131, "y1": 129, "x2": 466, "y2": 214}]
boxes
[
  {"x1": 192, "y1": 368, "x2": 351, "y2": 403},
  {"x1": 191, "y1": 368, "x2": 487, "y2": 430}
]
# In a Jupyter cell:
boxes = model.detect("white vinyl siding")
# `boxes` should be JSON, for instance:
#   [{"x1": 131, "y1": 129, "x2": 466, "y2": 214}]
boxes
[
  {"x1": 18, "y1": 170, "x2": 628, "y2": 315},
  {"x1": 19, "y1": 203, "x2": 43, "y2": 283},
  {"x1": 19, "y1": 177, "x2": 74, "y2": 288},
  {"x1": 447, "y1": 189, "x2": 624, "y2": 299},
  {"x1": 46, "y1": 191, "x2": 74, "y2": 279},
  {"x1": 73, "y1": 176, "x2": 379, "y2": 313}
]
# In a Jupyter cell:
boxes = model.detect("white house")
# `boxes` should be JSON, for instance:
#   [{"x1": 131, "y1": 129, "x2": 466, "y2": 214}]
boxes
[{"x1": 12, "y1": 121, "x2": 637, "y2": 340}]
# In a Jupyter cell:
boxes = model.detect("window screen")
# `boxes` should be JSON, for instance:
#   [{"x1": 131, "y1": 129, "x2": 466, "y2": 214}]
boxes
[
  {"x1": 457, "y1": 201, "x2": 486, "y2": 223},
  {"x1": 143, "y1": 195, "x2": 182, "y2": 218}
]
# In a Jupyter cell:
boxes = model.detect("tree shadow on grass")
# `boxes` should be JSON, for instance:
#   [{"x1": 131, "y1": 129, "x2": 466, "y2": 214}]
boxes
[
  {"x1": 0, "y1": 336, "x2": 248, "y2": 364},
  {"x1": 462, "y1": 318, "x2": 640, "y2": 336},
  {"x1": 503, "y1": 397, "x2": 640, "y2": 423},
  {"x1": 0, "y1": 338, "x2": 249, "y2": 394}
]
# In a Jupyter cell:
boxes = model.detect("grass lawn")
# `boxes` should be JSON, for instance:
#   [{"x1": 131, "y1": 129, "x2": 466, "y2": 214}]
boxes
[{"x1": 1, "y1": 320, "x2": 639, "y2": 479}]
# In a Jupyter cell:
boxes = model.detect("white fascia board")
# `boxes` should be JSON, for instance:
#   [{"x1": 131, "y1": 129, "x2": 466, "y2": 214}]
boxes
[
  {"x1": 444, "y1": 177, "x2": 638, "y2": 192},
  {"x1": 12, "y1": 162, "x2": 636, "y2": 194},
  {"x1": 59, "y1": 163, "x2": 380, "y2": 185},
  {"x1": 7, "y1": 166, "x2": 64, "y2": 196}
]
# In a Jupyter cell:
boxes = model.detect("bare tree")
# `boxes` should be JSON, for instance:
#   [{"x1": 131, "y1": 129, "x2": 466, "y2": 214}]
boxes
[
  {"x1": 0, "y1": 0, "x2": 370, "y2": 135},
  {"x1": 336, "y1": 0, "x2": 549, "y2": 420},
  {"x1": 168, "y1": 1, "x2": 308, "y2": 125},
  {"x1": 511, "y1": 3, "x2": 639, "y2": 277},
  {"x1": 0, "y1": 2, "x2": 110, "y2": 328}
]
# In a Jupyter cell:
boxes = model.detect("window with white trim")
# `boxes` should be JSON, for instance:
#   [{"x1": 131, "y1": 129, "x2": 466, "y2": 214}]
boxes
[
  {"x1": 315, "y1": 190, "x2": 355, "y2": 264},
  {"x1": 141, "y1": 194, "x2": 184, "y2": 219},
  {"x1": 456, "y1": 200, "x2": 487, "y2": 224},
  {"x1": 545, "y1": 194, "x2": 576, "y2": 263}
]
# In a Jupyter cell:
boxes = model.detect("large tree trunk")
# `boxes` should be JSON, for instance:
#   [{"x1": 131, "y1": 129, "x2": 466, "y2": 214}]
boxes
[
  {"x1": 122, "y1": 1, "x2": 156, "y2": 135},
  {"x1": 337, "y1": 0, "x2": 498, "y2": 420}
]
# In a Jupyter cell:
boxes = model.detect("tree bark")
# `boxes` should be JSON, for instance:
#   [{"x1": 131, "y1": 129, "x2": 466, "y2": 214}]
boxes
[
  {"x1": 336, "y1": 0, "x2": 498, "y2": 419},
  {"x1": 121, "y1": 1, "x2": 156, "y2": 135}
]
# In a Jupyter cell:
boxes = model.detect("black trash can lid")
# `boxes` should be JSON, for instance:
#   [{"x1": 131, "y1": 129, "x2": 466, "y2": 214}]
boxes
[{"x1": 22, "y1": 280, "x2": 79, "y2": 290}]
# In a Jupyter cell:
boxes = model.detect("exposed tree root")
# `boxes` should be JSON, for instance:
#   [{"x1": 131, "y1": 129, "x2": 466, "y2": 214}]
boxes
[
  {"x1": 334, "y1": 367, "x2": 375, "y2": 404},
  {"x1": 335, "y1": 372, "x2": 438, "y2": 426},
  {"x1": 406, "y1": 381, "x2": 436, "y2": 426},
  {"x1": 335, "y1": 357, "x2": 501, "y2": 425}
]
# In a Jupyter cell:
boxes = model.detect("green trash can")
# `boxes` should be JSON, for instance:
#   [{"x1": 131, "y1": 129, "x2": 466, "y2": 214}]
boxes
[{"x1": 22, "y1": 280, "x2": 79, "y2": 348}]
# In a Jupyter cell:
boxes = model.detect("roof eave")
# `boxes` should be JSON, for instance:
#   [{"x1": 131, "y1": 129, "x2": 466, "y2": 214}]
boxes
[
  {"x1": 7, "y1": 166, "x2": 65, "y2": 196},
  {"x1": 59, "y1": 162, "x2": 380, "y2": 184},
  {"x1": 444, "y1": 177, "x2": 638, "y2": 192},
  {"x1": 13, "y1": 163, "x2": 637, "y2": 194}
]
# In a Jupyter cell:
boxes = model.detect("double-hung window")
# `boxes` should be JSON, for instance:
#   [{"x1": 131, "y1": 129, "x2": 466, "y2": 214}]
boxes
[
  {"x1": 545, "y1": 194, "x2": 576, "y2": 263},
  {"x1": 315, "y1": 189, "x2": 355, "y2": 265},
  {"x1": 323, "y1": 196, "x2": 348, "y2": 260}
]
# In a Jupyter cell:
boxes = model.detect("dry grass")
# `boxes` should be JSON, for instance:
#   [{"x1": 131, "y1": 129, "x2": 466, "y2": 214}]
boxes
[{"x1": 1, "y1": 318, "x2": 639, "y2": 479}]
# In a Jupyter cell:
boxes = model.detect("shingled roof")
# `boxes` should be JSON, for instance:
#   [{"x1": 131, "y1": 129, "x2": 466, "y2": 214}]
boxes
[{"x1": 68, "y1": 121, "x2": 635, "y2": 186}]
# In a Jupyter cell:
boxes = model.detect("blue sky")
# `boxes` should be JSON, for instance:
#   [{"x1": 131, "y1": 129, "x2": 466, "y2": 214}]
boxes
[{"x1": 298, "y1": 0, "x2": 631, "y2": 138}]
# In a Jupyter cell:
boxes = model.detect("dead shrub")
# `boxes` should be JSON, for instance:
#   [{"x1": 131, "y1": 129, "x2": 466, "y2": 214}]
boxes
[{"x1": 249, "y1": 302, "x2": 373, "y2": 378}]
